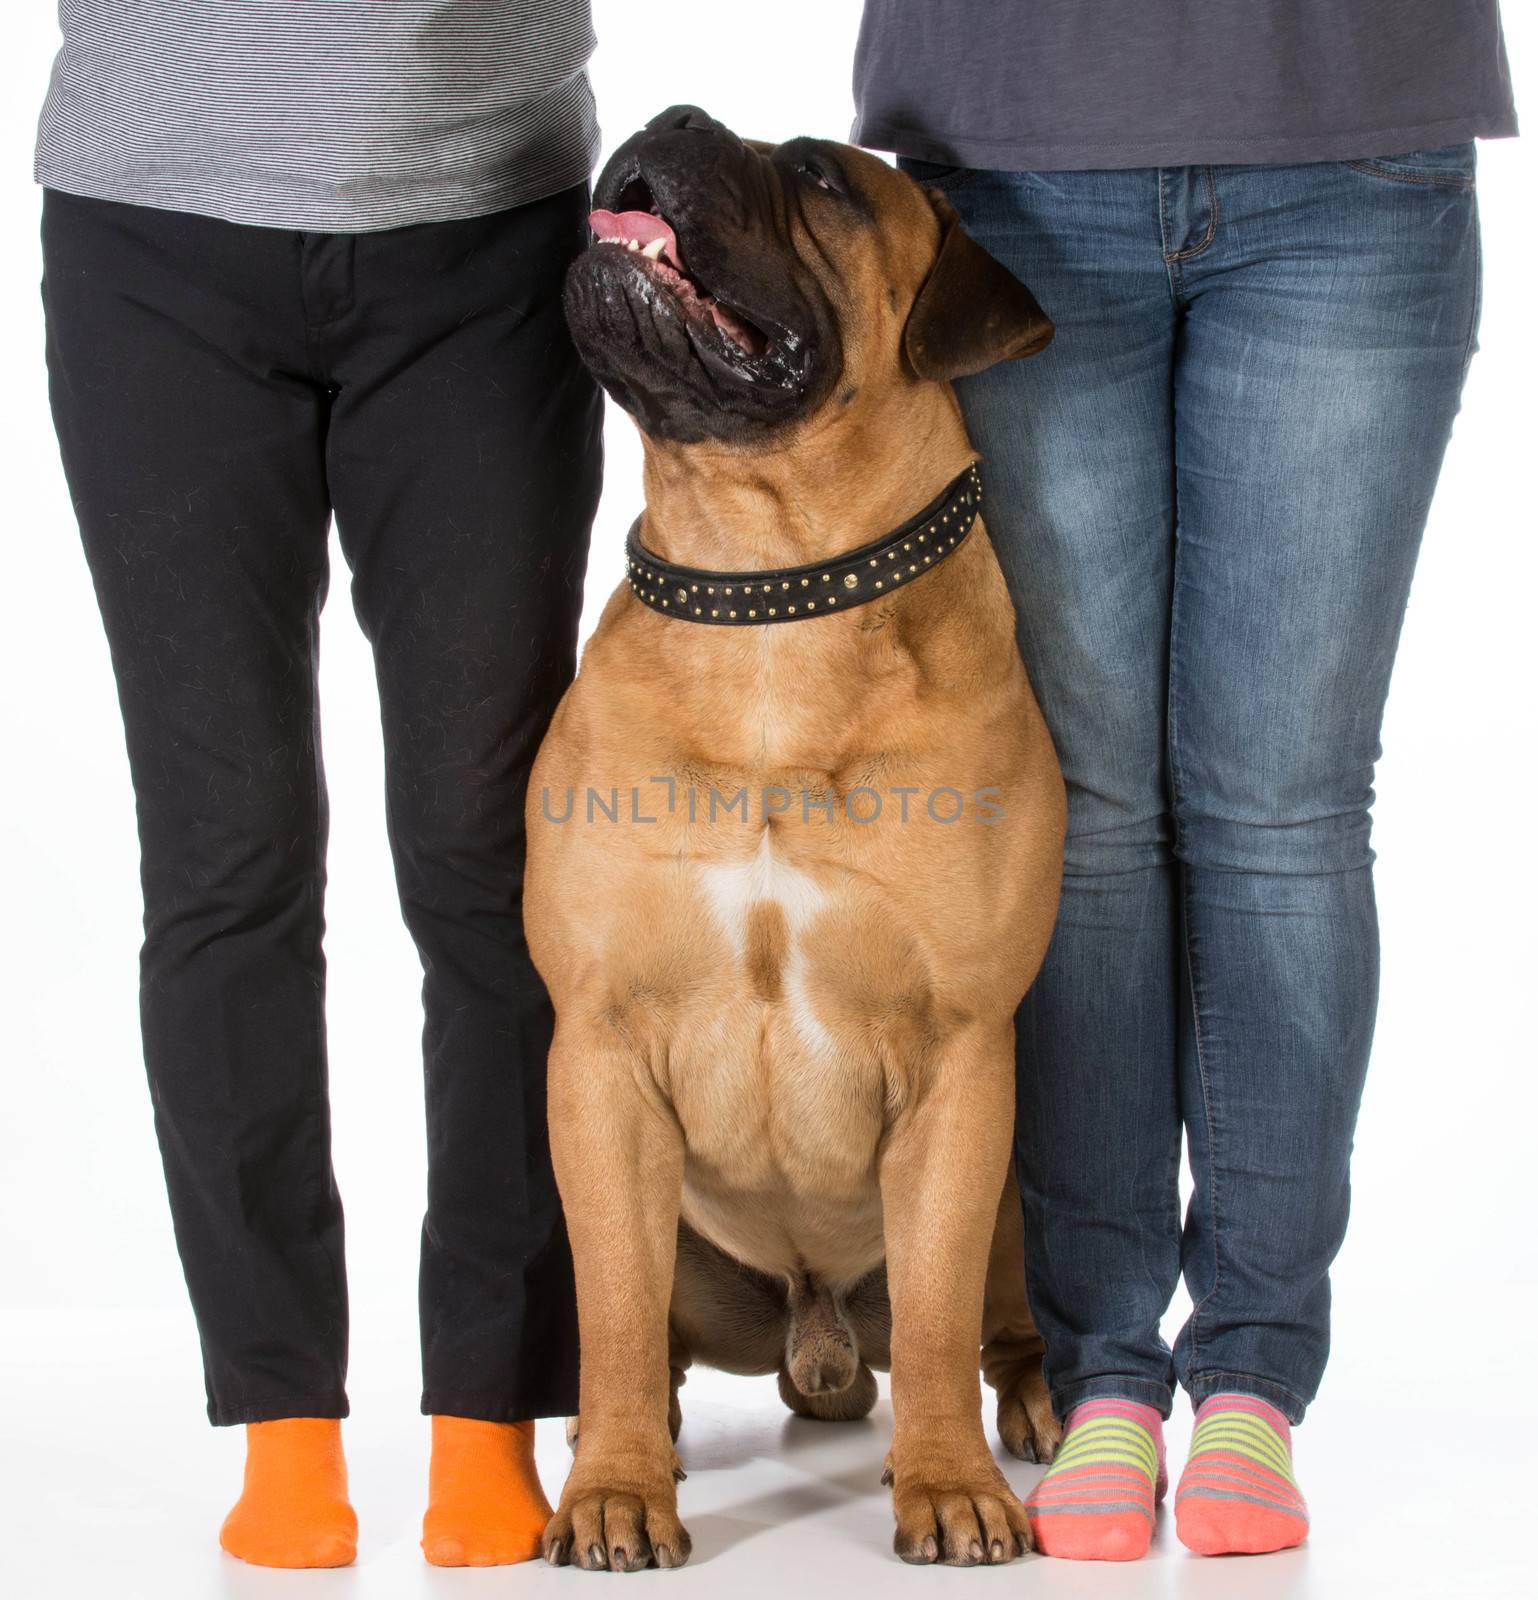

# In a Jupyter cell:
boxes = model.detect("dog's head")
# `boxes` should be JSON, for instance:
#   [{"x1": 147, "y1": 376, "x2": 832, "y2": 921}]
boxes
[{"x1": 563, "y1": 105, "x2": 1052, "y2": 446}]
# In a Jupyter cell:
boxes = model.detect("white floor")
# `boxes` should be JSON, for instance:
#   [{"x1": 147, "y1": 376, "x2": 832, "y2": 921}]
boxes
[{"x1": 0, "y1": 1307, "x2": 1527, "y2": 1600}]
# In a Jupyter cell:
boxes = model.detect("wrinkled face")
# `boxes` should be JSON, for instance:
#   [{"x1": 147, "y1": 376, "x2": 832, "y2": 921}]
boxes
[{"x1": 563, "y1": 106, "x2": 1053, "y2": 446}]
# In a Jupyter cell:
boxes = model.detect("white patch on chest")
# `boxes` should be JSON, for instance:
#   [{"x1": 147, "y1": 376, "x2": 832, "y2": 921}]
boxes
[
  {"x1": 783, "y1": 942, "x2": 838, "y2": 1060},
  {"x1": 698, "y1": 829, "x2": 828, "y2": 955},
  {"x1": 698, "y1": 832, "x2": 838, "y2": 1059}
]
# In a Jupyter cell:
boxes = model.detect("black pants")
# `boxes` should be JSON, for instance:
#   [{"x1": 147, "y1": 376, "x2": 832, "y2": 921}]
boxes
[{"x1": 42, "y1": 186, "x2": 601, "y2": 1425}]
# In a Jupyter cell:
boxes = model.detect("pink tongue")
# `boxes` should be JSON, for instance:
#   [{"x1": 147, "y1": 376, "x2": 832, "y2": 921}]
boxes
[{"x1": 588, "y1": 209, "x2": 682, "y2": 268}]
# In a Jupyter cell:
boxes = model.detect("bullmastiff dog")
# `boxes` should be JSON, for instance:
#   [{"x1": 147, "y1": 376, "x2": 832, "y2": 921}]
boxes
[{"x1": 525, "y1": 105, "x2": 1066, "y2": 1569}]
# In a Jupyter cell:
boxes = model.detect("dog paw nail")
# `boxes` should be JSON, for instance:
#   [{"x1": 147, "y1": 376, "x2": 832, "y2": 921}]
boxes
[
  {"x1": 655, "y1": 1545, "x2": 675, "y2": 1568},
  {"x1": 990, "y1": 1539, "x2": 1005, "y2": 1562},
  {"x1": 922, "y1": 1535, "x2": 939, "y2": 1561}
]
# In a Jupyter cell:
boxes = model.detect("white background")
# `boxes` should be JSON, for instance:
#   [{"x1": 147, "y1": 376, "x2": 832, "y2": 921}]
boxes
[{"x1": 1, "y1": 4, "x2": 1534, "y2": 1598}]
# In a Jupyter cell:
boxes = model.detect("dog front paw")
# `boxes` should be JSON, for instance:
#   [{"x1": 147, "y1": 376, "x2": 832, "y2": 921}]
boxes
[
  {"x1": 888, "y1": 1461, "x2": 1030, "y2": 1566},
  {"x1": 543, "y1": 1477, "x2": 691, "y2": 1572}
]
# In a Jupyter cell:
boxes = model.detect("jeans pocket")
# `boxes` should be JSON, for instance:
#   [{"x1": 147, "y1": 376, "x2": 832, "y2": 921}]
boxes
[
  {"x1": 1340, "y1": 143, "x2": 1476, "y2": 189},
  {"x1": 898, "y1": 156, "x2": 982, "y2": 189}
]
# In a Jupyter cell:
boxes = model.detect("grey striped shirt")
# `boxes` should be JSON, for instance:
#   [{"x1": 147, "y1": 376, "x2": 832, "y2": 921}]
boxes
[{"x1": 35, "y1": 1, "x2": 600, "y2": 232}]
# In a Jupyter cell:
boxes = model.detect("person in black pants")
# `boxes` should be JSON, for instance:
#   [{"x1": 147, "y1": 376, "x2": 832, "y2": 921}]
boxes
[{"x1": 38, "y1": 9, "x2": 602, "y2": 1567}]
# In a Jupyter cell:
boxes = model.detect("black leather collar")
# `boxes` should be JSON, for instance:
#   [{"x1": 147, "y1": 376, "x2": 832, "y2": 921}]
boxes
[{"x1": 624, "y1": 461, "x2": 982, "y2": 625}]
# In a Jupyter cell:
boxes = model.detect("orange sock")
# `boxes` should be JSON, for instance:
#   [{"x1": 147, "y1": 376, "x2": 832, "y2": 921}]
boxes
[
  {"x1": 218, "y1": 1417, "x2": 357, "y2": 1569},
  {"x1": 421, "y1": 1415, "x2": 552, "y2": 1567}
]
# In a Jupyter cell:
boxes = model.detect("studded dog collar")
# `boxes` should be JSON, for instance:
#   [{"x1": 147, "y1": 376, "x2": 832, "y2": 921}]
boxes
[{"x1": 624, "y1": 462, "x2": 982, "y2": 625}]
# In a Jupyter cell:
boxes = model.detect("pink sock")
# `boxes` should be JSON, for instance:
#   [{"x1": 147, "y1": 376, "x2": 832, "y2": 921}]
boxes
[
  {"x1": 1176, "y1": 1394, "x2": 1309, "y2": 1555},
  {"x1": 1025, "y1": 1397, "x2": 1166, "y2": 1561}
]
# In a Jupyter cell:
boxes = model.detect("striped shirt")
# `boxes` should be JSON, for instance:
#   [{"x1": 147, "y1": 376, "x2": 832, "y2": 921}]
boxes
[{"x1": 35, "y1": 1, "x2": 599, "y2": 232}]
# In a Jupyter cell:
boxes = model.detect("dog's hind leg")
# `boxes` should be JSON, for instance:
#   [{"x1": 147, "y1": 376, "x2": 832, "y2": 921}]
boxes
[{"x1": 981, "y1": 1163, "x2": 1061, "y2": 1463}]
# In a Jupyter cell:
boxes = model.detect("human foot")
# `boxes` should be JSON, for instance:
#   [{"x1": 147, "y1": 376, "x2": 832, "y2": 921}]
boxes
[
  {"x1": 1024, "y1": 1397, "x2": 1166, "y2": 1560},
  {"x1": 1175, "y1": 1394, "x2": 1308, "y2": 1555},
  {"x1": 421, "y1": 1415, "x2": 552, "y2": 1566},
  {"x1": 219, "y1": 1417, "x2": 357, "y2": 1568}
]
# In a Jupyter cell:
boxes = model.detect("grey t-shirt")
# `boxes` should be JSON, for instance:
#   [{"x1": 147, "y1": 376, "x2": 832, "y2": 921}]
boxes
[
  {"x1": 35, "y1": 0, "x2": 599, "y2": 232},
  {"x1": 852, "y1": 0, "x2": 1517, "y2": 170}
]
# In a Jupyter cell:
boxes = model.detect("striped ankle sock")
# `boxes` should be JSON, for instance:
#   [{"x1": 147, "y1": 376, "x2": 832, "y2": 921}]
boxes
[
  {"x1": 1175, "y1": 1394, "x2": 1309, "y2": 1555},
  {"x1": 1024, "y1": 1398, "x2": 1166, "y2": 1561}
]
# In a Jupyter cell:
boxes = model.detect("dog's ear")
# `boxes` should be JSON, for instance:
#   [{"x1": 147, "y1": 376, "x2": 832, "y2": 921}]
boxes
[{"x1": 903, "y1": 191, "x2": 1053, "y2": 381}]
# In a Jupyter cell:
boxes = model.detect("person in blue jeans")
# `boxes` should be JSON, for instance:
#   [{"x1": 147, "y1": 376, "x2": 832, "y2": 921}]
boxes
[{"x1": 856, "y1": 0, "x2": 1515, "y2": 1561}]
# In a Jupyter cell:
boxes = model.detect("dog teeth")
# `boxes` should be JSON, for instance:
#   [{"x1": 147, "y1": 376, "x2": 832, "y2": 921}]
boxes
[{"x1": 600, "y1": 236, "x2": 667, "y2": 260}]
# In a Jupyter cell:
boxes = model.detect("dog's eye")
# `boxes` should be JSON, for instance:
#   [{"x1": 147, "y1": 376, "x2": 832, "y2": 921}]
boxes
[{"x1": 797, "y1": 161, "x2": 834, "y2": 192}]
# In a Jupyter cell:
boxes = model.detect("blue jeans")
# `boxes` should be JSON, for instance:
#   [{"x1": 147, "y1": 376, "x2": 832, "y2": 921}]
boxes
[{"x1": 902, "y1": 148, "x2": 1482, "y2": 1424}]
